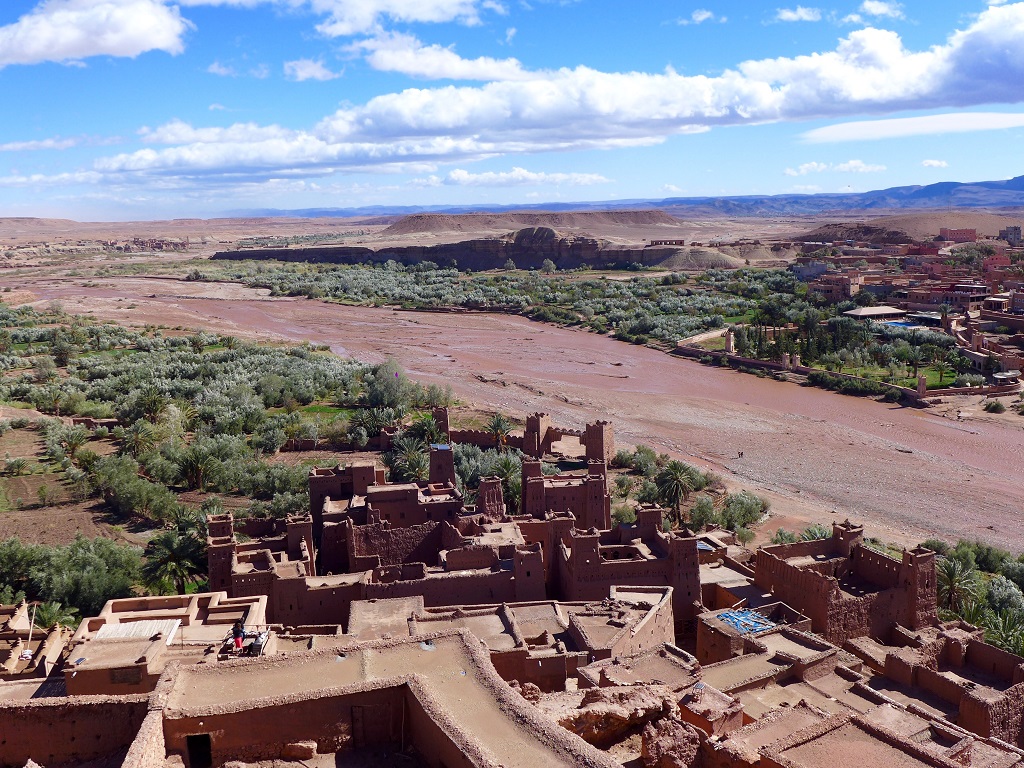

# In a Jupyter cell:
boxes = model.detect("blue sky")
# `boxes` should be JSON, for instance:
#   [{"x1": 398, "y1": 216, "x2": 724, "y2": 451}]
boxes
[{"x1": 1, "y1": 0, "x2": 1024, "y2": 219}]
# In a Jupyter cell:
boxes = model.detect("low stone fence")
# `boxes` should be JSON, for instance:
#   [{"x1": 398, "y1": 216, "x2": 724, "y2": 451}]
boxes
[{"x1": 922, "y1": 383, "x2": 1021, "y2": 398}]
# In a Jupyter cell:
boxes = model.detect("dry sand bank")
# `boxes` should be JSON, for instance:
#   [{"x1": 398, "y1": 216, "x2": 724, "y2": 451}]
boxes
[{"x1": 9, "y1": 275, "x2": 1024, "y2": 550}]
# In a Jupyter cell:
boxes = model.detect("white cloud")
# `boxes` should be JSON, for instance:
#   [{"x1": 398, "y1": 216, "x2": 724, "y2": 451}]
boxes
[
  {"x1": 0, "y1": 137, "x2": 78, "y2": 151},
  {"x1": 0, "y1": 171, "x2": 103, "y2": 187},
  {"x1": 78, "y1": 4, "x2": 1024, "y2": 184},
  {"x1": 785, "y1": 161, "x2": 830, "y2": 175},
  {"x1": 284, "y1": 59, "x2": 341, "y2": 81},
  {"x1": 176, "y1": 0, "x2": 492, "y2": 36},
  {"x1": 207, "y1": 61, "x2": 236, "y2": 76},
  {"x1": 803, "y1": 112, "x2": 1024, "y2": 142},
  {"x1": 785, "y1": 160, "x2": 885, "y2": 175},
  {"x1": 139, "y1": 119, "x2": 296, "y2": 144},
  {"x1": 209, "y1": 103, "x2": 228, "y2": 111},
  {"x1": 860, "y1": 1, "x2": 903, "y2": 18},
  {"x1": 922, "y1": 159, "x2": 949, "y2": 167},
  {"x1": 351, "y1": 31, "x2": 528, "y2": 80},
  {"x1": 0, "y1": 0, "x2": 189, "y2": 68},
  {"x1": 505, "y1": 27, "x2": 516, "y2": 43},
  {"x1": 679, "y1": 9, "x2": 724, "y2": 25},
  {"x1": 662, "y1": 184, "x2": 683, "y2": 193},
  {"x1": 776, "y1": 7, "x2": 822, "y2": 22},
  {"x1": 834, "y1": 159, "x2": 885, "y2": 172},
  {"x1": 444, "y1": 167, "x2": 610, "y2": 186}
]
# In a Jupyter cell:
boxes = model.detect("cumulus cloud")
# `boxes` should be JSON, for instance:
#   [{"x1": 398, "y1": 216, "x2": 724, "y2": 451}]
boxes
[
  {"x1": 207, "y1": 61, "x2": 236, "y2": 76},
  {"x1": 834, "y1": 159, "x2": 886, "y2": 172},
  {"x1": 860, "y1": 1, "x2": 904, "y2": 18},
  {"x1": 678, "y1": 9, "x2": 724, "y2": 25},
  {"x1": 176, "y1": 0, "x2": 491, "y2": 36},
  {"x1": 803, "y1": 112, "x2": 1024, "y2": 142},
  {"x1": 785, "y1": 160, "x2": 886, "y2": 175},
  {"x1": 284, "y1": 59, "x2": 341, "y2": 81},
  {"x1": 0, "y1": 0, "x2": 190, "y2": 68},
  {"x1": 351, "y1": 32, "x2": 528, "y2": 80},
  {"x1": 0, "y1": 137, "x2": 78, "y2": 151},
  {"x1": 138, "y1": 119, "x2": 296, "y2": 144},
  {"x1": 922, "y1": 159, "x2": 949, "y2": 167},
  {"x1": 84, "y1": 4, "x2": 1024, "y2": 183},
  {"x1": 0, "y1": 171, "x2": 103, "y2": 187},
  {"x1": 776, "y1": 7, "x2": 822, "y2": 22},
  {"x1": 444, "y1": 167, "x2": 610, "y2": 186}
]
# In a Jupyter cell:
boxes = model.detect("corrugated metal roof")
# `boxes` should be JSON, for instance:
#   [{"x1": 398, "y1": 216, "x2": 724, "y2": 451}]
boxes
[{"x1": 94, "y1": 619, "x2": 181, "y2": 645}]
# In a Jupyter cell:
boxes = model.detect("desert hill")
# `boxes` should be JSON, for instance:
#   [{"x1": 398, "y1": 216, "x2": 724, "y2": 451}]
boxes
[
  {"x1": 382, "y1": 210, "x2": 681, "y2": 237},
  {"x1": 791, "y1": 210, "x2": 1024, "y2": 244}
]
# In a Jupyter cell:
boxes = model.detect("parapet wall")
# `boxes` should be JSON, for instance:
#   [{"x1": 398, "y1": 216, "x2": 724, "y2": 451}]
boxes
[
  {"x1": 851, "y1": 546, "x2": 901, "y2": 590},
  {"x1": 965, "y1": 639, "x2": 1024, "y2": 684},
  {"x1": 0, "y1": 695, "x2": 149, "y2": 768}
]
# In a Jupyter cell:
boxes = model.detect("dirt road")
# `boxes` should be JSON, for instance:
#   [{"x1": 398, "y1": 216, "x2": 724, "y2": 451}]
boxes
[{"x1": 13, "y1": 276, "x2": 1024, "y2": 550}]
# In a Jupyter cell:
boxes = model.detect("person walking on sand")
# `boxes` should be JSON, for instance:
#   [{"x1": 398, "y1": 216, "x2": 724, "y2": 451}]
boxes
[{"x1": 232, "y1": 620, "x2": 244, "y2": 654}]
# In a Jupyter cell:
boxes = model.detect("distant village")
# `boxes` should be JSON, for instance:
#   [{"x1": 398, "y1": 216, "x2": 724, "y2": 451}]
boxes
[{"x1": 3, "y1": 408, "x2": 1024, "y2": 767}]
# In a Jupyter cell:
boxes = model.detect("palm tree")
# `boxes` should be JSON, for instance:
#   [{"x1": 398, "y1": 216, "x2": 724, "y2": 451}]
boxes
[
  {"x1": 491, "y1": 453, "x2": 523, "y2": 514},
  {"x1": 406, "y1": 415, "x2": 446, "y2": 445},
  {"x1": 486, "y1": 414, "x2": 514, "y2": 452},
  {"x1": 138, "y1": 387, "x2": 168, "y2": 424},
  {"x1": 937, "y1": 556, "x2": 980, "y2": 614},
  {"x1": 655, "y1": 461, "x2": 696, "y2": 525},
  {"x1": 984, "y1": 610, "x2": 1024, "y2": 653},
  {"x1": 178, "y1": 448, "x2": 217, "y2": 491},
  {"x1": 120, "y1": 421, "x2": 156, "y2": 458},
  {"x1": 61, "y1": 426, "x2": 91, "y2": 462},
  {"x1": 32, "y1": 601, "x2": 78, "y2": 630},
  {"x1": 387, "y1": 435, "x2": 427, "y2": 482},
  {"x1": 905, "y1": 348, "x2": 924, "y2": 380},
  {"x1": 142, "y1": 530, "x2": 206, "y2": 595}
]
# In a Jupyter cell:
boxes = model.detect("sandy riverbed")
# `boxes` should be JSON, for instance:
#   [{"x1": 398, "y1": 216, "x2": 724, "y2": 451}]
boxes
[{"x1": 10, "y1": 275, "x2": 1024, "y2": 550}]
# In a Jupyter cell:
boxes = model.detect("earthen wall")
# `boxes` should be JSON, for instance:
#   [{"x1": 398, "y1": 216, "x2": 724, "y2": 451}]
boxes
[
  {"x1": 851, "y1": 547, "x2": 902, "y2": 589},
  {"x1": 0, "y1": 696, "x2": 149, "y2": 768},
  {"x1": 917, "y1": 666, "x2": 966, "y2": 706},
  {"x1": 347, "y1": 520, "x2": 445, "y2": 570},
  {"x1": 965, "y1": 639, "x2": 1024, "y2": 682},
  {"x1": 121, "y1": 710, "x2": 167, "y2": 768},
  {"x1": 164, "y1": 687, "x2": 402, "y2": 764}
]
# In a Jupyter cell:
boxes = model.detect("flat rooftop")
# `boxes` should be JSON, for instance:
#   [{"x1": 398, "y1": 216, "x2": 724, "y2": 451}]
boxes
[
  {"x1": 165, "y1": 631, "x2": 617, "y2": 768},
  {"x1": 700, "y1": 653, "x2": 791, "y2": 693},
  {"x1": 779, "y1": 721, "x2": 934, "y2": 768}
]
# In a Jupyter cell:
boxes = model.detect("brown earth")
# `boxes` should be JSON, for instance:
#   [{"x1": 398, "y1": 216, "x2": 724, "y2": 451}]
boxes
[
  {"x1": 788, "y1": 210, "x2": 1024, "y2": 244},
  {"x1": 5, "y1": 274, "x2": 1024, "y2": 551}
]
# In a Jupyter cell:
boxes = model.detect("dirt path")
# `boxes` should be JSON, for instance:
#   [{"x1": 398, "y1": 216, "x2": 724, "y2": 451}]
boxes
[{"x1": 10, "y1": 276, "x2": 1024, "y2": 550}]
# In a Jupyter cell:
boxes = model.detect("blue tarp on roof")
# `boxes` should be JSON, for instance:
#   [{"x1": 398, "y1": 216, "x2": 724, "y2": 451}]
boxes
[{"x1": 718, "y1": 609, "x2": 775, "y2": 635}]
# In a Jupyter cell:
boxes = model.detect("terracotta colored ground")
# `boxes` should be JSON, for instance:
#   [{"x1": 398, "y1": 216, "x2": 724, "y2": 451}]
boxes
[{"x1": 9, "y1": 276, "x2": 1024, "y2": 551}]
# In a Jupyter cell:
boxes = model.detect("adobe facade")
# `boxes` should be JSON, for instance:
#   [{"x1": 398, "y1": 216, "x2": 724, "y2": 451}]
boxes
[{"x1": 753, "y1": 520, "x2": 937, "y2": 644}]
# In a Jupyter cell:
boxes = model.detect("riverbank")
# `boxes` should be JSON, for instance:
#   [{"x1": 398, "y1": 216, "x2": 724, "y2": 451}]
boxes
[{"x1": 7, "y1": 274, "x2": 1024, "y2": 550}]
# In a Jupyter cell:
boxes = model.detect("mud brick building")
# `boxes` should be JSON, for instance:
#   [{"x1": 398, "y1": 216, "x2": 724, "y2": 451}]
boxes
[{"x1": 753, "y1": 520, "x2": 937, "y2": 644}]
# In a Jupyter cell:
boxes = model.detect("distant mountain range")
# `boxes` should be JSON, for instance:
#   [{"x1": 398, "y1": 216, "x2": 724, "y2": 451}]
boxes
[{"x1": 228, "y1": 175, "x2": 1024, "y2": 219}]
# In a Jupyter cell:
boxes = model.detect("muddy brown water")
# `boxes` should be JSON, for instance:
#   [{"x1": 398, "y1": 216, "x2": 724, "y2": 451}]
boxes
[{"x1": 16, "y1": 277, "x2": 1024, "y2": 551}]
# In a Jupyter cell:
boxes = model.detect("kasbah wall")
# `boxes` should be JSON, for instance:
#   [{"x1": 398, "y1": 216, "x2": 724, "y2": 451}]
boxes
[{"x1": 753, "y1": 522, "x2": 937, "y2": 645}]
